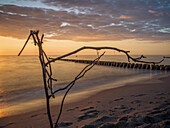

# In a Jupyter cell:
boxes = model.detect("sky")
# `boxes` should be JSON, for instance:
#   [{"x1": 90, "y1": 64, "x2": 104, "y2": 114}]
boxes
[{"x1": 0, "y1": 0, "x2": 170, "y2": 55}]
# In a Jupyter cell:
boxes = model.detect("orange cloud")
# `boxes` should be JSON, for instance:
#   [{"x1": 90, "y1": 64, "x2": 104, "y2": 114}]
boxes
[
  {"x1": 148, "y1": 10, "x2": 156, "y2": 13},
  {"x1": 119, "y1": 15, "x2": 132, "y2": 19}
]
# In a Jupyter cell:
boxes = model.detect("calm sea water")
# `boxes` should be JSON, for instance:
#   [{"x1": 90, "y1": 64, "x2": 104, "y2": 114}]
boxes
[{"x1": 0, "y1": 55, "x2": 169, "y2": 118}]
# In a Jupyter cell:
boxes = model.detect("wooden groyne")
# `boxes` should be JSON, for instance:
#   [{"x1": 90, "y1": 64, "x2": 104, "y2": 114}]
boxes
[{"x1": 61, "y1": 59, "x2": 170, "y2": 71}]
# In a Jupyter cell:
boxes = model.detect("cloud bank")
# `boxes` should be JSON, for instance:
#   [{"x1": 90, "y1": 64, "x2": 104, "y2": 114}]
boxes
[{"x1": 0, "y1": 0, "x2": 169, "y2": 42}]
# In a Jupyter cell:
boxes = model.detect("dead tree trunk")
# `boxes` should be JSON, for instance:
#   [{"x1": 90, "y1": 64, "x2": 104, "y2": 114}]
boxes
[{"x1": 38, "y1": 41, "x2": 53, "y2": 128}]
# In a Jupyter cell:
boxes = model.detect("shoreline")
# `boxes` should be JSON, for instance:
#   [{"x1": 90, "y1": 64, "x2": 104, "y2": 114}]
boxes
[
  {"x1": 0, "y1": 70, "x2": 157, "y2": 118},
  {"x1": 0, "y1": 73, "x2": 170, "y2": 128}
]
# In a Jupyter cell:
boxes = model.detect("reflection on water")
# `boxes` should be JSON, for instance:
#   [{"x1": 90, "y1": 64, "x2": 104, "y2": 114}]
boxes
[
  {"x1": 0, "y1": 111, "x2": 3, "y2": 118},
  {"x1": 0, "y1": 55, "x2": 169, "y2": 118},
  {"x1": 0, "y1": 100, "x2": 6, "y2": 118}
]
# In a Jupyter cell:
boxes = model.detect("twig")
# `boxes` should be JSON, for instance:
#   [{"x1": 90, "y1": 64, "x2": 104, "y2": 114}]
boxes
[
  {"x1": 50, "y1": 54, "x2": 104, "y2": 97},
  {"x1": 55, "y1": 52, "x2": 105, "y2": 127},
  {"x1": 134, "y1": 55, "x2": 146, "y2": 60},
  {"x1": 18, "y1": 34, "x2": 31, "y2": 56}
]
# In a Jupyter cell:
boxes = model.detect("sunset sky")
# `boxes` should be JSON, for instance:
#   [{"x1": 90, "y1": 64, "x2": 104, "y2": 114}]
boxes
[{"x1": 0, "y1": 0, "x2": 170, "y2": 55}]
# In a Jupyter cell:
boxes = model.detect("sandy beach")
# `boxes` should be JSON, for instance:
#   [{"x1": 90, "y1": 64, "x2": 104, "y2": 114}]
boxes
[
  {"x1": 1, "y1": 0, "x2": 170, "y2": 127},
  {"x1": 0, "y1": 74, "x2": 170, "y2": 128}
]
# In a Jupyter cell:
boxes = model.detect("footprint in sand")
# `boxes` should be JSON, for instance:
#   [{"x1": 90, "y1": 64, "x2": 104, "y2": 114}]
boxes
[
  {"x1": 80, "y1": 107, "x2": 94, "y2": 112},
  {"x1": 84, "y1": 110, "x2": 99, "y2": 115},
  {"x1": 96, "y1": 101, "x2": 101, "y2": 103},
  {"x1": 31, "y1": 114, "x2": 41, "y2": 118},
  {"x1": 78, "y1": 108, "x2": 99, "y2": 122},
  {"x1": 131, "y1": 100, "x2": 141, "y2": 104},
  {"x1": 164, "y1": 99, "x2": 170, "y2": 103},
  {"x1": 149, "y1": 101, "x2": 154, "y2": 104},
  {"x1": 114, "y1": 105, "x2": 128, "y2": 110},
  {"x1": 67, "y1": 107, "x2": 79, "y2": 111},
  {"x1": 114, "y1": 97, "x2": 124, "y2": 101},
  {"x1": 90, "y1": 116, "x2": 118, "y2": 126},
  {"x1": 131, "y1": 94, "x2": 146, "y2": 97},
  {"x1": 78, "y1": 114, "x2": 98, "y2": 122},
  {"x1": 156, "y1": 93, "x2": 165, "y2": 96},
  {"x1": 123, "y1": 108, "x2": 135, "y2": 114},
  {"x1": 155, "y1": 96, "x2": 166, "y2": 100},
  {"x1": 147, "y1": 110, "x2": 163, "y2": 115},
  {"x1": 156, "y1": 101, "x2": 160, "y2": 104},
  {"x1": 119, "y1": 116, "x2": 129, "y2": 122},
  {"x1": 151, "y1": 103, "x2": 170, "y2": 114},
  {"x1": 134, "y1": 94, "x2": 146, "y2": 97},
  {"x1": 58, "y1": 122, "x2": 73, "y2": 127},
  {"x1": 159, "y1": 97, "x2": 165, "y2": 99},
  {"x1": 109, "y1": 109, "x2": 115, "y2": 113},
  {"x1": 109, "y1": 109, "x2": 116, "y2": 116}
]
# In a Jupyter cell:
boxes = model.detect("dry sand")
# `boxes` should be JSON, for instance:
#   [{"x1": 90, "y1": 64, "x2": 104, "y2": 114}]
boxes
[{"x1": 0, "y1": 74, "x2": 170, "y2": 128}]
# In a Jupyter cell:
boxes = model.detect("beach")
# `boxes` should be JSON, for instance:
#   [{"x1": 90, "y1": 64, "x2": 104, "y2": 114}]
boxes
[
  {"x1": 0, "y1": 74, "x2": 169, "y2": 128},
  {"x1": 0, "y1": 0, "x2": 170, "y2": 127}
]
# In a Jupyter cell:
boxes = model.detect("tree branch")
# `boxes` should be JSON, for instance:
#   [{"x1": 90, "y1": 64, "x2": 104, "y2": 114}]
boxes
[
  {"x1": 18, "y1": 34, "x2": 31, "y2": 56},
  {"x1": 46, "y1": 47, "x2": 129, "y2": 65},
  {"x1": 49, "y1": 53, "x2": 104, "y2": 98},
  {"x1": 46, "y1": 46, "x2": 164, "y2": 65},
  {"x1": 134, "y1": 55, "x2": 146, "y2": 60},
  {"x1": 54, "y1": 52, "x2": 105, "y2": 127}
]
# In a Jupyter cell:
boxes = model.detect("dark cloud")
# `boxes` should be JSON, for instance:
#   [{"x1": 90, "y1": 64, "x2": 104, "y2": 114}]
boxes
[{"x1": 0, "y1": 0, "x2": 169, "y2": 42}]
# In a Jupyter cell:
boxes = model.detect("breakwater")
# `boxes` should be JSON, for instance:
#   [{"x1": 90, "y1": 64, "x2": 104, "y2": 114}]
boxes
[{"x1": 61, "y1": 59, "x2": 170, "y2": 71}]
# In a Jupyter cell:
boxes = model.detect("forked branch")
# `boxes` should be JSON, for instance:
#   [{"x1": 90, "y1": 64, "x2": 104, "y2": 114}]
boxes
[{"x1": 54, "y1": 52, "x2": 105, "y2": 127}]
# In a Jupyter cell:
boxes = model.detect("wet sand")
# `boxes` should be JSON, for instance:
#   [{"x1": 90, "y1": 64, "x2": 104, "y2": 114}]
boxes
[{"x1": 0, "y1": 74, "x2": 170, "y2": 128}]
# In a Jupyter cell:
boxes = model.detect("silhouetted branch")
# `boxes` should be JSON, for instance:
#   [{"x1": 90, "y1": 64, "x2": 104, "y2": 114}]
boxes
[
  {"x1": 54, "y1": 52, "x2": 105, "y2": 127},
  {"x1": 43, "y1": 51, "x2": 53, "y2": 93},
  {"x1": 50, "y1": 52, "x2": 105, "y2": 98},
  {"x1": 132, "y1": 58, "x2": 164, "y2": 64},
  {"x1": 46, "y1": 47, "x2": 129, "y2": 65},
  {"x1": 134, "y1": 55, "x2": 146, "y2": 60},
  {"x1": 46, "y1": 46, "x2": 164, "y2": 65},
  {"x1": 18, "y1": 34, "x2": 31, "y2": 56}
]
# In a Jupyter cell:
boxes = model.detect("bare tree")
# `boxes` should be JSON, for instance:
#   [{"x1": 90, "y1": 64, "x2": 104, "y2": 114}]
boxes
[{"x1": 18, "y1": 30, "x2": 164, "y2": 128}]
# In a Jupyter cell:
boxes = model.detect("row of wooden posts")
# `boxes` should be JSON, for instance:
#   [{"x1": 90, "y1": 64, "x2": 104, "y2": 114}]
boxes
[{"x1": 61, "y1": 59, "x2": 170, "y2": 71}]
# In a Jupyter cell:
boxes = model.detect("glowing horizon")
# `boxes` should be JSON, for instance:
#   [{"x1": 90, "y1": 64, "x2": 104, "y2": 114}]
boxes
[
  {"x1": 0, "y1": 36, "x2": 170, "y2": 56},
  {"x1": 0, "y1": 0, "x2": 169, "y2": 55}
]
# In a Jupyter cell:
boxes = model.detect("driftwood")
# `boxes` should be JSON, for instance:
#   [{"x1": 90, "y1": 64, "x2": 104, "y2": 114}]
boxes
[
  {"x1": 18, "y1": 30, "x2": 165, "y2": 128},
  {"x1": 46, "y1": 47, "x2": 164, "y2": 65}
]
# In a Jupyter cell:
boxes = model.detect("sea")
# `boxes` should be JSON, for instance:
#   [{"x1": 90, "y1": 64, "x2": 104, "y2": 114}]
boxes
[{"x1": 0, "y1": 55, "x2": 170, "y2": 118}]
